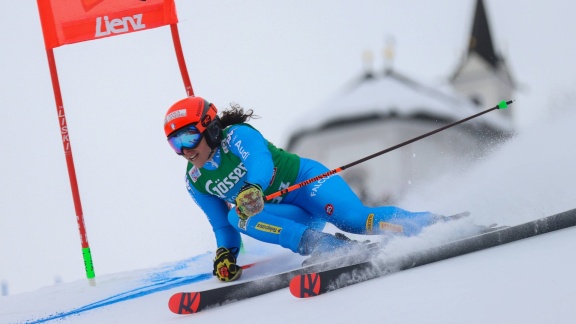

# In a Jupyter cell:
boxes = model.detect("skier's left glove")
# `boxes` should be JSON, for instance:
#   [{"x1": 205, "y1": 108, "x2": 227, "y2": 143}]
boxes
[
  {"x1": 235, "y1": 183, "x2": 264, "y2": 220},
  {"x1": 213, "y1": 247, "x2": 242, "y2": 282}
]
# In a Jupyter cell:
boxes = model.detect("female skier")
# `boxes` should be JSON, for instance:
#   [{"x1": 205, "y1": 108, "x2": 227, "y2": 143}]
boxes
[{"x1": 164, "y1": 96, "x2": 449, "y2": 282}]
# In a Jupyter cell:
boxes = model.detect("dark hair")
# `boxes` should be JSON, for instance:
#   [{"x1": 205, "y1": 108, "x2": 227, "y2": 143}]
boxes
[{"x1": 219, "y1": 103, "x2": 259, "y2": 128}]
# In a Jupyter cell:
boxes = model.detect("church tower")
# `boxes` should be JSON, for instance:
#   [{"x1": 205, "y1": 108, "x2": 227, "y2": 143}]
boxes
[{"x1": 451, "y1": 0, "x2": 515, "y2": 121}]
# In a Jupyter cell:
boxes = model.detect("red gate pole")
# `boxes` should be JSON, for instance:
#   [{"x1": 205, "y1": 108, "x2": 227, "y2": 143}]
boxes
[
  {"x1": 170, "y1": 24, "x2": 194, "y2": 97},
  {"x1": 45, "y1": 48, "x2": 95, "y2": 282}
]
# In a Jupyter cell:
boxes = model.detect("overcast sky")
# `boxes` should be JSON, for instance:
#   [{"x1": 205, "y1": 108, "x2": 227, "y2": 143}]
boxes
[{"x1": 1, "y1": 0, "x2": 576, "y2": 294}]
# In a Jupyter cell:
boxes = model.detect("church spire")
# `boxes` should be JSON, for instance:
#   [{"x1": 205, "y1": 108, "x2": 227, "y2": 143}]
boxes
[
  {"x1": 468, "y1": 0, "x2": 499, "y2": 67},
  {"x1": 451, "y1": 0, "x2": 515, "y2": 123}
]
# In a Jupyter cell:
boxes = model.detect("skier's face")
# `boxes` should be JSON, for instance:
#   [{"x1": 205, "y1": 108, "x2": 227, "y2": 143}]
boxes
[{"x1": 182, "y1": 137, "x2": 211, "y2": 168}]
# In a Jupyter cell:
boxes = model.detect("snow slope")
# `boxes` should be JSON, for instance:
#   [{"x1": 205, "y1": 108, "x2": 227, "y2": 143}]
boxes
[
  {"x1": 3, "y1": 224, "x2": 576, "y2": 324},
  {"x1": 1, "y1": 109, "x2": 575, "y2": 324}
]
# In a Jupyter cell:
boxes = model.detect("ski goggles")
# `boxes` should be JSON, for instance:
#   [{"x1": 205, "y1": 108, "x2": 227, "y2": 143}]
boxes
[{"x1": 167, "y1": 125, "x2": 203, "y2": 155}]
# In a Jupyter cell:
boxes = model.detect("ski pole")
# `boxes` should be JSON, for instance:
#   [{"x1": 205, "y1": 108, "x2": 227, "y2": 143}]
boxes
[{"x1": 265, "y1": 100, "x2": 513, "y2": 201}]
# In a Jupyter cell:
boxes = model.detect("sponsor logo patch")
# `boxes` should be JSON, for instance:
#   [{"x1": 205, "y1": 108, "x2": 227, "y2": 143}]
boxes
[
  {"x1": 311, "y1": 176, "x2": 330, "y2": 197},
  {"x1": 234, "y1": 140, "x2": 250, "y2": 160},
  {"x1": 222, "y1": 140, "x2": 229, "y2": 153},
  {"x1": 366, "y1": 214, "x2": 374, "y2": 232},
  {"x1": 238, "y1": 218, "x2": 247, "y2": 231},
  {"x1": 95, "y1": 14, "x2": 146, "y2": 38},
  {"x1": 325, "y1": 204, "x2": 334, "y2": 216},
  {"x1": 201, "y1": 115, "x2": 212, "y2": 127},
  {"x1": 255, "y1": 222, "x2": 282, "y2": 234},
  {"x1": 188, "y1": 167, "x2": 201, "y2": 183},
  {"x1": 379, "y1": 222, "x2": 403, "y2": 233},
  {"x1": 164, "y1": 108, "x2": 187, "y2": 125},
  {"x1": 205, "y1": 163, "x2": 247, "y2": 198}
]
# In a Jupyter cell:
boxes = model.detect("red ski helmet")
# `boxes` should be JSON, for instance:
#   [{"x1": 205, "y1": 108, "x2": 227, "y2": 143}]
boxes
[
  {"x1": 164, "y1": 97, "x2": 218, "y2": 138},
  {"x1": 164, "y1": 97, "x2": 223, "y2": 152}
]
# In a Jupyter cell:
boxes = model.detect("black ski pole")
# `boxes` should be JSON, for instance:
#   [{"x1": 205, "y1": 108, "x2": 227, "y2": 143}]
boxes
[{"x1": 265, "y1": 100, "x2": 513, "y2": 201}]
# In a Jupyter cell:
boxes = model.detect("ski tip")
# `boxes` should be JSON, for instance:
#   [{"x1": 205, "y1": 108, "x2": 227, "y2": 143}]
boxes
[
  {"x1": 289, "y1": 273, "x2": 322, "y2": 298},
  {"x1": 168, "y1": 292, "x2": 201, "y2": 314},
  {"x1": 241, "y1": 262, "x2": 256, "y2": 270}
]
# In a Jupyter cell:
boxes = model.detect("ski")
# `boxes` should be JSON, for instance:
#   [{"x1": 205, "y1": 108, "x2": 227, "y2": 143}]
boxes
[
  {"x1": 289, "y1": 208, "x2": 576, "y2": 298},
  {"x1": 167, "y1": 244, "x2": 379, "y2": 314},
  {"x1": 169, "y1": 208, "x2": 576, "y2": 313}
]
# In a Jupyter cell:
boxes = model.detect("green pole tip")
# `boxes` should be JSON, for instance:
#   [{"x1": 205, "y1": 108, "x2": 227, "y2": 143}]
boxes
[
  {"x1": 498, "y1": 100, "x2": 513, "y2": 109},
  {"x1": 82, "y1": 247, "x2": 96, "y2": 278}
]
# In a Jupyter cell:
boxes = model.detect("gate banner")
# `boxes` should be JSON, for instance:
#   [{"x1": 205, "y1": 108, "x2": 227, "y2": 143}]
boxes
[{"x1": 37, "y1": 0, "x2": 178, "y2": 49}]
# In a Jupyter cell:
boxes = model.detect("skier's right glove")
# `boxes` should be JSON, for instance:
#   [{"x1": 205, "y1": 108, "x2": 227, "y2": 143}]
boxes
[
  {"x1": 235, "y1": 183, "x2": 264, "y2": 220},
  {"x1": 212, "y1": 247, "x2": 242, "y2": 282}
]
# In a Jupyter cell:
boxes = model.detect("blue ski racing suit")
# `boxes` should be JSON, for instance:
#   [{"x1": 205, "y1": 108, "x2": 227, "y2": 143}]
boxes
[{"x1": 185, "y1": 123, "x2": 438, "y2": 256}]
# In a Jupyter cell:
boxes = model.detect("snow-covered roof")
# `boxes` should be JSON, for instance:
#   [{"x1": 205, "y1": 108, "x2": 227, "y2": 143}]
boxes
[{"x1": 292, "y1": 69, "x2": 512, "y2": 134}]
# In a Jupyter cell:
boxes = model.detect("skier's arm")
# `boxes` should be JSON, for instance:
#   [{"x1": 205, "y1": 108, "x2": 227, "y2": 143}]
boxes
[
  {"x1": 226, "y1": 125, "x2": 274, "y2": 191},
  {"x1": 186, "y1": 178, "x2": 241, "y2": 250}
]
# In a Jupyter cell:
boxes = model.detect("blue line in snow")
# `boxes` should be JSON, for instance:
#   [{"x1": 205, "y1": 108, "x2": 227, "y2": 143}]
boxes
[{"x1": 25, "y1": 254, "x2": 212, "y2": 323}]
